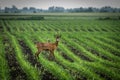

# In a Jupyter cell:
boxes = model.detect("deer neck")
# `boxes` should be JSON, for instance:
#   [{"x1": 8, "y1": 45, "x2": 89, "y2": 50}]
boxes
[{"x1": 55, "y1": 40, "x2": 59, "y2": 47}]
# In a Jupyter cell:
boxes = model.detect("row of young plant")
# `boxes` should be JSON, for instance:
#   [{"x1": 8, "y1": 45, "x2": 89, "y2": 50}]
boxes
[
  {"x1": 62, "y1": 34, "x2": 120, "y2": 79},
  {"x1": 63, "y1": 34, "x2": 120, "y2": 68},
  {"x1": 21, "y1": 33, "x2": 74, "y2": 80},
  {"x1": 35, "y1": 32, "x2": 120, "y2": 80},
  {"x1": 1, "y1": 31, "x2": 118, "y2": 79},
  {"x1": 1, "y1": 19, "x2": 119, "y2": 80},
  {"x1": 95, "y1": 36, "x2": 120, "y2": 49},
  {"x1": 0, "y1": 36, "x2": 10, "y2": 80},
  {"x1": 69, "y1": 33, "x2": 120, "y2": 63},
  {"x1": 13, "y1": 30, "x2": 101, "y2": 80},
  {"x1": 2, "y1": 21, "x2": 61, "y2": 80},
  {"x1": 5, "y1": 20, "x2": 120, "y2": 32},
  {"x1": 71, "y1": 34, "x2": 120, "y2": 62},
  {"x1": 25, "y1": 31, "x2": 118, "y2": 80},
  {"x1": 32, "y1": 33, "x2": 103, "y2": 80},
  {"x1": 6, "y1": 32, "x2": 41, "y2": 80},
  {"x1": 0, "y1": 20, "x2": 99, "y2": 79},
  {"x1": 86, "y1": 36, "x2": 120, "y2": 57}
]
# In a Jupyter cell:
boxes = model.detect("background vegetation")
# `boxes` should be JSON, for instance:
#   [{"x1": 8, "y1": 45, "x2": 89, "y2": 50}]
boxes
[
  {"x1": 0, "y1": 5, "x2": 120, "y2": 13},
  {"x1": 0, "y1": 13, "x2": 120, "y2": 80}
]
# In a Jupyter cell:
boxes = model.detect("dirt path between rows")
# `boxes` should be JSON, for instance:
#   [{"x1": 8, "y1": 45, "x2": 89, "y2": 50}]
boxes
[
  {"x1": 18, "y1": 40, "x2": 58, "y2": 80},
  {"x1": 3, "y1": 38, "x2": 27, "y2": 80}
]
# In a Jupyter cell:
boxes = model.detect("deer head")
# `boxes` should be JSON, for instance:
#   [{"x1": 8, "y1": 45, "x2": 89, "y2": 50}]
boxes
[{"x1": 54, "y1": 33, "x2": 61, "y2": 42}]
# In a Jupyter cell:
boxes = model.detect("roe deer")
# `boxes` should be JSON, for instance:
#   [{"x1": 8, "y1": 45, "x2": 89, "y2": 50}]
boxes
[{"x1": 35, "y1": 34, "x2": 61, "y2": 59}]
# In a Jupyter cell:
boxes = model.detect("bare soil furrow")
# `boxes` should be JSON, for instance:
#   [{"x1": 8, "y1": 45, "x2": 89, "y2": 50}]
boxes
[
  {"x1": 62, "y1": 40, "x2": 93, "y2": 62},
  {"x1": 18, "y1": 40, "x2": 41, "y2": 67},
  {"x1": 18, "y1": 40, "x2": 58, "y2": 80},
  {"x1": 3, "y1": 38, "x2": 27, "y2": 80},
  {"x1": 57, "y1": 48, "x2": 74, "y2": 62}
]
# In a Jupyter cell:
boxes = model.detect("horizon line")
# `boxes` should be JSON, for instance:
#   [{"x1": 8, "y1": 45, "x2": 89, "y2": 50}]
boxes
[{"x1": 1, "y1": 5, "x2": 120, "y2": 9}]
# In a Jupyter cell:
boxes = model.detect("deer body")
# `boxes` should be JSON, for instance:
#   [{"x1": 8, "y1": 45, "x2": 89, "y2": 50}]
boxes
[{"x1": 35, "y1": 35, "x2": 60, "y2": 58}]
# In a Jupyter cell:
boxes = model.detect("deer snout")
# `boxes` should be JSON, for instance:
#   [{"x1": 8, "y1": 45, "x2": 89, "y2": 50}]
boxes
[{"x1": 56, "y1": 38, "x2": 60, "y2": 41}]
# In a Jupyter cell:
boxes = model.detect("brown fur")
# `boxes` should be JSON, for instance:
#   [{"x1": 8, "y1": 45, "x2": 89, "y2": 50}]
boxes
[{"x1": 35, "y1": 35, "x2": 61, "y2": 58}]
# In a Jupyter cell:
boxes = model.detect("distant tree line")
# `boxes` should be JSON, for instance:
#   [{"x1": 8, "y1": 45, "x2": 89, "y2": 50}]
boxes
[{"x1": 0, "y1": 5, "x2": 120, "y2": 13}]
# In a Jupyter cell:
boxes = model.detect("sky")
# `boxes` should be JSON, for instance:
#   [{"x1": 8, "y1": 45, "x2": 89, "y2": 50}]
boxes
[{"x1": 0, "y1": 0, "x2": 120, "y2": 9}]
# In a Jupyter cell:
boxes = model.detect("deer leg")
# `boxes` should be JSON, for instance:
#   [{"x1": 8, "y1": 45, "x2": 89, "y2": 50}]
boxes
[
  {"x1": 52, "y1": 51, "x2": 55, "y2": 58},
  {"x1": 48, "y1": 50, "x2": 52, "y2": 60},
  {"x1": 35, "y1": 50, "x2": 41, "y2": 58},
  {"x1": 35, "y1": 51, "x2": 39, "y2": 58},
  {"x1": 50, "y1": 50, "x2": 55, "y2": 59}
]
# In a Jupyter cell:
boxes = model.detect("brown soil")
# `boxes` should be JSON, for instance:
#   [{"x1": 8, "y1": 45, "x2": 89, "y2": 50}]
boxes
[
  {"x1": 76, "y1": 38, "x2": 113, "y2": 62},
  {"x1": 18, "y1": 40, "x2": 58, "y2": 80},
  {"x1": 61, "y1": 28, "x2": 66, "y2": 32},
  {"x1": 70, "y1": 47, "x2": 94, "y2": 62},
  {"x1": 65, "y1": 43, "x2": 94, "y2": 62},
  {"x1": 41, "y1": 28, "x2": 46, "y2": 31},
  {"x1": 94, "y1": 28, "x2": 100, "y2": 31},
  {"x1": 33, "y1": 27, "x2": 38, "y2": 31},
  {"x1": 54, "y1": 28, "x2": 59, "y2": 31},
  {"x1": 74, "y1": 28, "x2": 80, "y2": 32},
  {"x1": 101, "y1": 28, "x2": 108, "y2": 32},
  {"x1": 88, "y1": 29, "x2": 94, "y2": 32},
  {"x1": 47, "y1": 28, "x2": 52, "y2": 31},
  {"x1": 56, "y1": 49, "x2": 87, "y2": 80},
  {"x1": 95, "y1": 71, "x2": 112, "y2": 80},
  {"x1": 57, "y1": 48, "x2": 74, "y2": 62},
  {"x1": 18, "y1": 40, "x2": 41, "y2": 67},
  {"x1": 42, "y1": 70, "x2": 58, "y2": 80},
  {"x1": 3, "y1": 38, "x2": 27, "y2": 80},
  {"x1": 109, "y1": 37, "x2": 120, "y2": 42},
  {"x1": 81, "y1": 28, "x2": 86, "y2": 31},
  {"x1": 82, "y1": 45, "x2": 112, "y2": 62},
  {"x1": 87, "y1": 48, "x2": 100, "y2": 56}
]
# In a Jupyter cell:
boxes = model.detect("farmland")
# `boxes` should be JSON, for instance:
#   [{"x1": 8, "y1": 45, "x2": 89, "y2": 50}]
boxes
[{"x1": 0, "y1": 13, "x2": 120, "y2": 80}]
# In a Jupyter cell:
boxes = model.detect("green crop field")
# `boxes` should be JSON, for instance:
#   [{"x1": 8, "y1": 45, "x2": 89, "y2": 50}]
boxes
[{"x1": 0, "y1": 13, "x2": 120, "y2": 80}]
